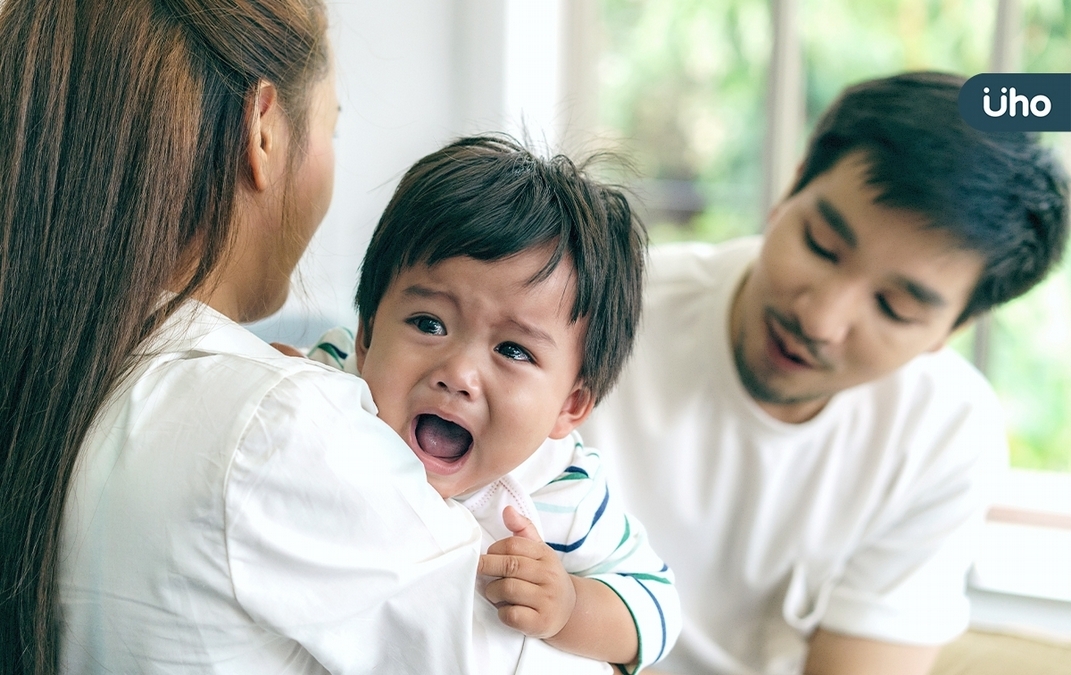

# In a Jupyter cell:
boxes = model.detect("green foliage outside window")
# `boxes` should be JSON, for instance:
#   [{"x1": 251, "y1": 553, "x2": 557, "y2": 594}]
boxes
[
  {"x1": 599, "y1": 0, "x2": 1071, "y2": 471},
  {"x1": 600, "y1": 0, "x2": 769, "y2": 241}
]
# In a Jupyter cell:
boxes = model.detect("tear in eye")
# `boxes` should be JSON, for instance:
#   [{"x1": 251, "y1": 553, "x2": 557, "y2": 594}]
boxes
[
  {"x1": 496, "y1": 342, "x2": 532, "y2": 362},
  {"x1": 409, "y1": 316, "x2": 445, "y2": 335}
]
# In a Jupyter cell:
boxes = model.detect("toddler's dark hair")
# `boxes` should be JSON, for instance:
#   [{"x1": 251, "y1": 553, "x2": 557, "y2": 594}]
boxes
[{"x1": 356, "y1": 134, "x2": 647, "y2": 403}]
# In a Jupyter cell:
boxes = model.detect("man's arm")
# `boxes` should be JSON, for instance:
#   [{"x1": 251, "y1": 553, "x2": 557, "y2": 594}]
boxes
[
  {"x1": 804, "y1": 628, "x2": 940, "y2": 675},
  {"x1": 638, "y1": 630, "x2": 943, "y2": 675}
]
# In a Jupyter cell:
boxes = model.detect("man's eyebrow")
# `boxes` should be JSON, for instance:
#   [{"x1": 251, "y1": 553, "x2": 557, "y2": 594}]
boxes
[
  {"x1": 896, "y1": 276, "x2": 947, "y2": 308},
  {"x1": 817, "y1": 198, "x2": 858, "y2": 248}
]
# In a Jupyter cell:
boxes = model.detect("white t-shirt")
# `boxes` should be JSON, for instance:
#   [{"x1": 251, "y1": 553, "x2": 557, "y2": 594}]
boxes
[
  {"x1": 582, "y1": 239, "x2": 1005, "y2": 675},
  {"x1": 59, "y1": 301, "x2": 493, "y2": 674}
]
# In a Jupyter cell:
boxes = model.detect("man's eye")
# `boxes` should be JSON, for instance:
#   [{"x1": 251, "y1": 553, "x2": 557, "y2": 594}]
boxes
[
  {"x1": 876, "y1": 295, "x2": 910, "y2": 324},
  {"x1": 804, "y1": 225, "x2": 838, "y2": 263},
  {"x1": 495, "y1": 342, "x2": 533, "y2": 362},
  {"x1": 408, "y1": 316, "x2": 445, "y2": 335}
]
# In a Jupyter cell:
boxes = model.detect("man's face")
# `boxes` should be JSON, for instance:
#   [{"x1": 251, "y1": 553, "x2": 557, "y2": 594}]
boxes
[
  {"x1": 730, "y1": 152, "x2": 985, "y2": 423},
  {"x1": 356, "y1": 249, "x2": 593, "y2": 498}
]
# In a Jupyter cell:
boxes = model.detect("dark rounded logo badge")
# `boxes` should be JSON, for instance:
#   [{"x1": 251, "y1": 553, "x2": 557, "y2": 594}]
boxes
[{"x1": 959, "y1": 73, "x2": 1069, "y2": 132}]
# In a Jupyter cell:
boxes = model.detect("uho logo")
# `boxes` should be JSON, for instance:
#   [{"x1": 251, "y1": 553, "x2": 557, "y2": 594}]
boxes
[{"x1": 959, "y1": 73, "x2": 1069, "y2": 132}]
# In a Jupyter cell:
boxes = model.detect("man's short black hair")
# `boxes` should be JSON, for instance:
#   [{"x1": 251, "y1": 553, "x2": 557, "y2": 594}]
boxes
[
  {"x1": 356, "y1": 134, "x2": 647, "y2": 403},
  {"x1": 791, "y1": 71, "x2": 1069, "y2": 324}
]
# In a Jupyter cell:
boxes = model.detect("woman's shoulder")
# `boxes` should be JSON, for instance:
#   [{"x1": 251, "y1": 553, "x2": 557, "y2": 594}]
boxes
[
  {"x1": 143, "y1": 302, "x2": 377, "y2": 417},
  {"x1": 66, "y1": 328, "x2": 479, "y2": 674}
]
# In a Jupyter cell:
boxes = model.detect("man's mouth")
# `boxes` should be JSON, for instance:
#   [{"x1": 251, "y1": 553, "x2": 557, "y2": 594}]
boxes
[
  {"x1": 765, "y1": 310, "x2": 826, "y2": 369},
  {"x1": 769, "y1": 323, "x2": 812, "y2": 366},
  {"x1": 414, "y1": 414, "x2": 473, "y2": 464}
]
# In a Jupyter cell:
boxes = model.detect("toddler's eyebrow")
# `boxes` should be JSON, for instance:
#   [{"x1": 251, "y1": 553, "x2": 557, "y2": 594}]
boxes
[
  {"x1": 402, "y1": 284, "x2": 458, "y2": 307},
  {"x1": 507, "y1": 319, "x2": 556, "y2": 348}
]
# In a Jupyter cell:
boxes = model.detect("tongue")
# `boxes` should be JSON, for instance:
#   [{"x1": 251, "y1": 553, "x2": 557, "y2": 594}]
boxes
[{"x1": 415, "y1": 415, "x2": 472, "y2": 462}]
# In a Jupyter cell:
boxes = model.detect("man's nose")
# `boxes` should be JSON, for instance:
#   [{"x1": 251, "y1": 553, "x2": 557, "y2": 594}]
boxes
[{"x1": 793, "y1": 276, "x2": 866, "y2": 346}]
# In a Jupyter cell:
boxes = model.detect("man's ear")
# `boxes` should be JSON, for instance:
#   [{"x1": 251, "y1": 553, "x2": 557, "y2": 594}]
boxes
[
  {"x1": 927, "y1": 317, "x2": 974, "y2": 353},
  {"x1": 548, "y1": 383, "x2": 595, "y2": 440},
  {"x1": 765, "y1": 162, "x2": 803, "y2": 223},
  {"x1": 247, "y1": 80, "x2": 282, "y2": 192},
  {"x1": 925, "y1": 338, "x2": 948, "y2": 354},
  {"x1": 355, "y1": 320, "x2": 371, "y2": 373},
  {"x1": 766, "y1": 192, "x2": 792, "y2": 230}
]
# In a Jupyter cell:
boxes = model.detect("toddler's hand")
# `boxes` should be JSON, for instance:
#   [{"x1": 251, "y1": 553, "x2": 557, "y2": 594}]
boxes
[
  {"x1": 477, "y1": 506, "x2": 577, "y2": 640},
  {"x1": 270, "y1": 342, "x2": 305, "y2": 358}
]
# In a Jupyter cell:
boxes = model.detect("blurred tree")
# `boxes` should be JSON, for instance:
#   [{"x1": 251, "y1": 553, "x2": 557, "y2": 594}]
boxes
[{"x1": 600, "y1": 0, "x2": 769, "y2": 241}]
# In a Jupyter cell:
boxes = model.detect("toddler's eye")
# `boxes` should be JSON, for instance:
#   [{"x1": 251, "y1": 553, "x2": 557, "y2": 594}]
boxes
[
  {"x1": 408, "y1": 316, "x2": 445, "y2": 335},
  {"x1": 495, "y1": 342, "x2": 533, "y2": 362}
]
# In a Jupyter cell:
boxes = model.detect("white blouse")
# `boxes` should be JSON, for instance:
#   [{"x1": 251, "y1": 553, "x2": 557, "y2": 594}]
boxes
[{"x1": 59, "y1": 301, "x2": 486, "y2": 674}]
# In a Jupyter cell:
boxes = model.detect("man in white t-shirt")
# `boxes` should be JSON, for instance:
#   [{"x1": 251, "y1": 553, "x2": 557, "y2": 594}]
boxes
[{"x1": 582, "y1": 72, "x2": 1069, "y2": 675}]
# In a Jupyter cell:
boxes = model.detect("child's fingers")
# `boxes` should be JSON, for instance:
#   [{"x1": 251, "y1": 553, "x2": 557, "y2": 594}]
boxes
[
  {"x1": 270, "y1": 342, "x2": 305, "y2": 357},
  {"x1": 478, "y1": 550, "x2": 544, "y2": 580},
  {"x1": 483, "y1": 574, "x2": 542, "y2": 609},
  {"x1": 501, "y1": 505, "x2": 542, "y2": 541},
  {"x1": 484, "y1": 534, "x2": 546, "y2": 559},
  {"x1": 483, "y1": 575, "x2": 573, "y2": 639},
  {"x1": 495, "y1": 603, "x2": 545, "y2": 637}
]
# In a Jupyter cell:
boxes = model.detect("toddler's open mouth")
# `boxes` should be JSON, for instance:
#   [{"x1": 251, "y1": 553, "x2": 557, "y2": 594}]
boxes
[{"x1": 414, "y1": 414, "x2": 473, "y2": 465}]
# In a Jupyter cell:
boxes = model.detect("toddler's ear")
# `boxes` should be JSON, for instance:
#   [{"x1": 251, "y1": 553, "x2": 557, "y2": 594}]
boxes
[
  {"x1": 548, "y1": 384, "x2": 594, "y2": 440},
  {"x1": 354, "y1": 322, "x2": 369, "y2": 372}
]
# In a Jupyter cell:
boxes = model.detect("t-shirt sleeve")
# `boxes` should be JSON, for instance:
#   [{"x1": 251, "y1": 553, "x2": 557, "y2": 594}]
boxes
[
  {"x1": 223, "y1": 368, "x2": 482, "y2": 674},
  {"x1": 531, "y1": 434, "x2": 682, "y2": 673},
  {"x1": 818, "y1": 384, "x2": 1006, "y2": 645}
]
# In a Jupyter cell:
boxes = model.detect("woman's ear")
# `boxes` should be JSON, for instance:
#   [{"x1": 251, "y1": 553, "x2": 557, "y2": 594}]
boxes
[
  {"x1": 548, "y1": 384, "x2": 595, "y2": 440},
  {"x1": 247, "y1": 80, "x2": 282, "y2": 192}
]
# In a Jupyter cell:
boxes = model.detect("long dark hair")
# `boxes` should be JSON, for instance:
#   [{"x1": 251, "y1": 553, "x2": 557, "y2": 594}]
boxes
[{"x1": 0, "y1": 1, "x2": 327, "y2": 672}]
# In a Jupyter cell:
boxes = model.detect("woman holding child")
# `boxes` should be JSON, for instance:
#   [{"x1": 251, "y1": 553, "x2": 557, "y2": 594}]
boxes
[
  {"x1": 0, "y1": 0, "x2": 682, "y2": 673},
  {"x1": 0, "y1": 0, "x2": 484, "y2": 672}
]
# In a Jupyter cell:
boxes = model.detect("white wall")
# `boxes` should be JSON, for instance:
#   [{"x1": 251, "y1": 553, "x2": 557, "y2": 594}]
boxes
[{"x1": 251, "y1": 0, "x2": 573, "y2": 345}]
